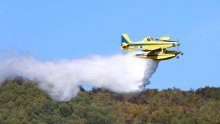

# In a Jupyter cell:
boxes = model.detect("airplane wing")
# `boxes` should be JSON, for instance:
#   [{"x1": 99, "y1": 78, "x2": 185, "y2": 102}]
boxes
[
  {"x1": 146, "y1": 49, "x2": 162, "y2": 55},
  {"x1": 159, "y1": 36, "x2": 170, "y2": 41},
  {"x1": 142, "y1": 48, "x2": 162, "y2": 52}
]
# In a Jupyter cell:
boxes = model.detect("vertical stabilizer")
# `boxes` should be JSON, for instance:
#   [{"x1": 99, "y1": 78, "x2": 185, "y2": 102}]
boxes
[{"x1": 121, "y1": 34, "x2": 132, "y2": 44}]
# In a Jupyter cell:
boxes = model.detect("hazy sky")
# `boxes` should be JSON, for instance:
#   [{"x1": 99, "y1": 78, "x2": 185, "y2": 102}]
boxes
[{"x1": 0, "y1": 0, "x2": 219, "y2": 90}]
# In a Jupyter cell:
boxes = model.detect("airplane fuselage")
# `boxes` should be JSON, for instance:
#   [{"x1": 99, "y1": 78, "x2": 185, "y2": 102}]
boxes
[{"x1": 121, "y1": 40, "x2": 179, "y2": 51}]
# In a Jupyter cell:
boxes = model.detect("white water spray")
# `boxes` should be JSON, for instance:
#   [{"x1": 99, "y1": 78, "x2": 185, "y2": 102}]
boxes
[{"x1": 0, "y1": 53, "x2": 158, "y2": 101}]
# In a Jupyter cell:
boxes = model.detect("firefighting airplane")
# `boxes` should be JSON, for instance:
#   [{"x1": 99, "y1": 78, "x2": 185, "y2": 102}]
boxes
[{"x1": 121, "y1": 34, "x2": 183, "y2": 60}]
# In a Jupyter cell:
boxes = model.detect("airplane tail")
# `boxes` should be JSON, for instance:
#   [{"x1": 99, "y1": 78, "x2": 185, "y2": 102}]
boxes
[{"x1": 121, "y1": 34, "x2": 132, "y2": 44}]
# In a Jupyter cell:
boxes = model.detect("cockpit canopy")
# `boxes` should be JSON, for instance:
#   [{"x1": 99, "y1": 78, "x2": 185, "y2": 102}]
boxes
[{"x1": 143, "y1": 36, "x2": 153, "y2": 41}]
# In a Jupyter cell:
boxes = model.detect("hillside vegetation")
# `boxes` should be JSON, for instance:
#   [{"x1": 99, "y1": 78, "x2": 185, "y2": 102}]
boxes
[{"x1": 0, "y1": 80, "x2": 219, "y2": 124}]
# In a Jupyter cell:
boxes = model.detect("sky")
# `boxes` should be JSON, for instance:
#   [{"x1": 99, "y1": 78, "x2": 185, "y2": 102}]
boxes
[{"x1": 0, "y1": 0, "x2": 219, "y2": 90}]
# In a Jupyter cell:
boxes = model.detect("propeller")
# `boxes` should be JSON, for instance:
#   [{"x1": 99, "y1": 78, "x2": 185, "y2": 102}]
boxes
[
  {"x1": 181, "y1": 52, "x2": 183, "y2": 56},
  {"x1": 176, "y1": 40, "x2": 181, "y2": 51}
]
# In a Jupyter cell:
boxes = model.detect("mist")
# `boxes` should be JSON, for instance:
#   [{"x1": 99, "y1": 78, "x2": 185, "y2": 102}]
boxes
[{"x1": 0, "y1": 53, "x2": 158, "y2": 101}]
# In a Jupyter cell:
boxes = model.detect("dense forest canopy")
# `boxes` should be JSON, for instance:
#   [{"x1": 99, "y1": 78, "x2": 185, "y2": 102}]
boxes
[{"x1": 0, "y1": 80, "x2": 219, "y2": 124}]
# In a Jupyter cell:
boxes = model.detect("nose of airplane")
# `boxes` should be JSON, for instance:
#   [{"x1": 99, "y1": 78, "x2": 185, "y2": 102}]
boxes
[
  {"x1": 172, "y1": 42, "x2": 180, "y2": 46},
  {"x1": 175, "y1": 42, "x2": 180, "y2": 46}
]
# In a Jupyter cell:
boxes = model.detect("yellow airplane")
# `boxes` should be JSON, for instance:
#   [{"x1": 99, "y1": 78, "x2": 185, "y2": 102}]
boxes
[
  {"x1": 121, "y1": 34, "x2": 183, "y2": 60},
  {"x1": 121, "y1": 34, "x2": 180, "y2": 51}
]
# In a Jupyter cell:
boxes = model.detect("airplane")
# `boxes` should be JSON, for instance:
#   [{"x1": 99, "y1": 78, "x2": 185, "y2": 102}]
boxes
[
  {"x1": 121, "y1": 34, "x2": 183, "y2": 60},
  {"x1": 121, "y1": 34, "x2": 180, "y2": 51}
]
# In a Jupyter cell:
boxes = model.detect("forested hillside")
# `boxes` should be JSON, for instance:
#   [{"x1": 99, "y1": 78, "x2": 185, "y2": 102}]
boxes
[{"x1": 0, "y1": 80, "x2": 219, "y2": 124}]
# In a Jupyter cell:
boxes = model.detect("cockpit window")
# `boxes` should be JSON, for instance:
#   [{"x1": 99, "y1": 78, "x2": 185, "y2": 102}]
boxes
[{"x1": 147, "y1": 37, "x2": 153, "y2": 41}]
